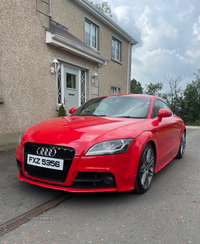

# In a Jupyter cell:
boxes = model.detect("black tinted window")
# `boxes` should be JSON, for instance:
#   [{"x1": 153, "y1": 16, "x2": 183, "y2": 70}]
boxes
[{"x1": 152, "y1": 99, "x2": 171, "y2": 118}]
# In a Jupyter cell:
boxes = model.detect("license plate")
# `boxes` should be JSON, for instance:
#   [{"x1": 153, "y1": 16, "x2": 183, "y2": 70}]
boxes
[{"x1": 27, "y1": 154, "x2": 64, "y2": 171}]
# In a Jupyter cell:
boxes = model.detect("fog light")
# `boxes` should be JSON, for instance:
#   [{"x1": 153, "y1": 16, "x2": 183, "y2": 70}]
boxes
[
  {"x1": 103, "y1": 176, "x2": 114, "y2": 185},
  {"x1": 17, "y1": 160, "x2": 22, "y2": 171}
]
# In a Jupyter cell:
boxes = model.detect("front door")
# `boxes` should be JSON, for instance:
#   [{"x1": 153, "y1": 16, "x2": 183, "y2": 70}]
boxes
[{"x1": 64, "y1": 66, "x2": 79, "y2": 112}]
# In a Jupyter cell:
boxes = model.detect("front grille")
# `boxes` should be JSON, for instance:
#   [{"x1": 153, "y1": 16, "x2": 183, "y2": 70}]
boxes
[
  {"x1": 24, "y1": 143, "x2": 75, "y2": 159},
  {"x1": 70, "y1": 172, "x2": 116, "y2": 189},
  {"x1": 23, "y1": 143, "x2": 75, "y2": 182}
]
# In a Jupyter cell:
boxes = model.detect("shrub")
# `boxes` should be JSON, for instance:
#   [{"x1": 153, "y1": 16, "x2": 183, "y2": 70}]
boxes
[{"x1": 58, "y1": 104, "x2": 67, "y2": 117}]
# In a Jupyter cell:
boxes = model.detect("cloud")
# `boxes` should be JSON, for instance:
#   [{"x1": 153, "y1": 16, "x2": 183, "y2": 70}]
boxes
[
  {"x1": 193, "y1": 16, "x2": 200, "y2": 41},
  {"x1": 132, "y1": 48, "x2": 195, "y2": 91},
  {"x1": 113, "y1": 5, "x2": 131, "y2": 24},
  {"x1": 96, "y1": 0, "x2": 200, "y2": 91}
]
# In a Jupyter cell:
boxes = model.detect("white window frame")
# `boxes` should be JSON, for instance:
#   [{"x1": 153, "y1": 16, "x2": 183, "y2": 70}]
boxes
[
  {"x1": 112, "y1": 37, "x2": 121, "y2": 62},
  {"x1": 85, "y1": 19, "x2": 98, "y2": 49},
  {"x1": 111, "y1": 86, "x2": 121, "y2": 95}
]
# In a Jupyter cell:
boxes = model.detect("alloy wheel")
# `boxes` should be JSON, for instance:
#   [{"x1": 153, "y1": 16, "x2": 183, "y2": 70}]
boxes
[{"x1": 140, "y1": 147, "x2": 155, "y2": 190}]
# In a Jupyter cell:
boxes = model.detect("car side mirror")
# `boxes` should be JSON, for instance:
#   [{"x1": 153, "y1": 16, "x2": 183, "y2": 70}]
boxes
[
  {"x1": 69, "y1": 107, "x2": 77, "y2": 114},
  {"x1": 158, "y1": 109, "x2": 172, "y2": 122}
]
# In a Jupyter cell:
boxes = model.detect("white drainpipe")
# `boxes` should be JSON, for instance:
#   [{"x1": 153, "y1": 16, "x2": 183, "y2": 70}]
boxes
[{"x1": 127, "y1": 41, "x2": 134, "y2": 94}]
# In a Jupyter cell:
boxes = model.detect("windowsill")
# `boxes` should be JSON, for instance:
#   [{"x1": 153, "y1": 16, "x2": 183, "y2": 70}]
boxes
[
  {"x1": 111, "y1": 58, "x2": 122, "y2": 65},
  {"x1": 0, "y1": 97, "x2": 4, "y2": 104},
  {"x1": 87, "y1": 46, "x2": 100, "y2": 54}
]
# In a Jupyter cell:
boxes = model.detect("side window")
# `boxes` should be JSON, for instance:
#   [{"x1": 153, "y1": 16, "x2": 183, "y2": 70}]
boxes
[
  {"x1": 112, "y1": 37, "x2": 121, "y2": 62},
  {"x1": 111, "y1": 86, "x2": 121, "y2": 94},
  {"x1": 85, "y1": 19, "x2": 98, "y2": 50},
  {"x1": 152, "y1": 100, "x2": 171, "y2": 118}
]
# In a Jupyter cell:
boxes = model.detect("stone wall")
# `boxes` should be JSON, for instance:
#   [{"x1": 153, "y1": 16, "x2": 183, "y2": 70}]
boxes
[{"x1": 0, "y1": 0, "x2": 133, "y2": 150}]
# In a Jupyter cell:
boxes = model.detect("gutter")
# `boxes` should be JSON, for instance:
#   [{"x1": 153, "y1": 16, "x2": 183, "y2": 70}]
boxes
[{"x1": 74, "y1": 0, "x2": 138, "y2": 44}]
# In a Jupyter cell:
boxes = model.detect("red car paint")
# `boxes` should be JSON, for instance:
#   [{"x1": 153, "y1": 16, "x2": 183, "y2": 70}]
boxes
[{"x1": 15, "y1": 95, "x2": 185, "y2": 193}]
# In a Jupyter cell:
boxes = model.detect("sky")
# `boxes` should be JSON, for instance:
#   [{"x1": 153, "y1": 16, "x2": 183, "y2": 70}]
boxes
[{"x1": 94, "y1": 0, "x2": 200, "y2": 92}]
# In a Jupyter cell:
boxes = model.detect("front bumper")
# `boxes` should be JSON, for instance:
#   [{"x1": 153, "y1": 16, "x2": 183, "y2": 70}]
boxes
[{"x1": 15, "y1": 143, "x2": 137, "y2": 193}]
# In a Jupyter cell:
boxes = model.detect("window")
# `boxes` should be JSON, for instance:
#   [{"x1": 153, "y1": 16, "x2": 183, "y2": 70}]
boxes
[
  {"x1": 152, "y1": 99, "x2": 172, "y2": 118},
  {"x1": 66, "y1": 73, "x2": 76, "y2": 89},
  {"x1": 85, "y1": 19, "x2": 98, "y2": 49},
  {"x1": 112, "y1": 38, "x2": 121, "y2": 61},
  {"x1": 73, "y1": 96, "x2": 150, "y2": 119},
  {"x1": 111, "y1": 87, "x2": 121, "y2": 95}
]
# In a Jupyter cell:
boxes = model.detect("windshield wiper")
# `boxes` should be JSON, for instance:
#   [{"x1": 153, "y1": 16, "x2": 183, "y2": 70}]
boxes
[
  {"x1": 93, "y1": 114, "x2": 106, "y2": 117},
  {"x1": 115, "y1": 116, "x2": 132, "y2": 118},
  {"x1": 115, "y1": 116, "x2": 143, "y2": 118}
]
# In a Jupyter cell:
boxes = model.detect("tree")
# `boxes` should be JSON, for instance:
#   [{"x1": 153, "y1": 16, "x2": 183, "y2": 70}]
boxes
[
  {"x1": 160, "y1": 74, "x2": 183, "y2": 115},
  {"x1": 130, "y1": 78, "x2": 143, "y2": 94},
  {"x1": 180, "y1": 70, "x2": 200, "y2": 124},
  {"x1": 144, "y1": 82, "x2": 163, "y2": 96},
  {"x1": 89, "y1": 1, "x2": 112, "y2": 17}
]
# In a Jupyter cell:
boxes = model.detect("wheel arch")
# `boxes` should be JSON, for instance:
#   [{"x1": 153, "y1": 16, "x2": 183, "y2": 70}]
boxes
[
  {"x1": 147, "y1": 140, "x2": 157, "y2": 171},
  {"x1": 131, "y1": 131, "x2": 157, "y2": 176}
]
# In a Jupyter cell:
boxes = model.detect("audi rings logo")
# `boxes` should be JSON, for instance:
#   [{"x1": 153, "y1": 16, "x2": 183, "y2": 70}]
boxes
[{"x1": 36, "y1": 147, "x2": 57, "y2": 157}]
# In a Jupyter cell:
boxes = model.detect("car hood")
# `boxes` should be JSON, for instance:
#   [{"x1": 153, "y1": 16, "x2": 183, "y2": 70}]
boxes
[{"x1": 22, "y1": 116, "x2": 147, "y2": 156}]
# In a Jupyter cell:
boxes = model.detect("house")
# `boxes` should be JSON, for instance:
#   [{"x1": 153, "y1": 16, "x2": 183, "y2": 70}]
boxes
[{"x1": 0, "y1": 0, "x2": 138, "y2": 150}]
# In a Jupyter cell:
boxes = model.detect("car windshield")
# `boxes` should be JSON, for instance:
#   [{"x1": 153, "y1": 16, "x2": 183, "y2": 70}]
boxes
[{"x1": 72, "y1": 96, "x2": 151, "y2": 118}]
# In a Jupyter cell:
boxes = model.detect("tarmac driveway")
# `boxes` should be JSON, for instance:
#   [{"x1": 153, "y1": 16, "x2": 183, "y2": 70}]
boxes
[{"x1": 0, "y1": 127, "x2": 200, "y2": 243}]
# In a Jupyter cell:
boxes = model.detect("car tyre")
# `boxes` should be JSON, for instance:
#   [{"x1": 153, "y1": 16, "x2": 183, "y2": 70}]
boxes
[
  {"x1": 134, "y1": 143, "x2": 155, "y2": 194},
  {"x1": 175, "y1": 131, "x2": 186, "y2": 159}
]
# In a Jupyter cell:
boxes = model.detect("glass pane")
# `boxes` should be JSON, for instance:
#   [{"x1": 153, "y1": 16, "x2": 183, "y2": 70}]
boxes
[
  {"x1": 85, "y1": 21, "x2": 91, "y2": 46},
  {"x1": 112, "y1": 39, "x2": 115, "y2": 59},
  {"x1": 66, "y1": 73, "x2": 76, "y2": 89},
  {"x1": 92, "y1": 25, "x2": 97, "y2": 48},
  {"x1": 152, "y1": 100, "x2": 171, "y2": 118},
  {"x1": 116, "y1": 41, "x2": 120, "y2": 60},
  {"x1": 111, "y1": 87, "x2": 121, "y2": 95},
  {"x1": 117, "y1": 88, "x2": 121, "y2": 94},
  {"x1": 73, "y1": 96, "x2": 150, "y2": 119}
]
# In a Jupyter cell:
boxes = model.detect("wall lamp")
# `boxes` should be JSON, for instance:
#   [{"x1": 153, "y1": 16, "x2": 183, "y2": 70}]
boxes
[
  {"x1": 51, "y1": 58, "x2": 59, "y2": 74},
  {"x1": 91, "y1": 72, "x2": 98, "y2": 84}
]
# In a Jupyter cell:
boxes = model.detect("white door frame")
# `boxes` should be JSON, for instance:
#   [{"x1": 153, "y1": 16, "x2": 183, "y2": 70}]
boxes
[{"x1": 60, "y1": 63, "x2": 87, "y2": 109}]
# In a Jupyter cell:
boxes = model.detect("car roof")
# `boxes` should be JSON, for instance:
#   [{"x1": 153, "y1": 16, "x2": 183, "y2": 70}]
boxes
[{"x1": 95, "y1": 94, "x2": 160, "y2": 100}]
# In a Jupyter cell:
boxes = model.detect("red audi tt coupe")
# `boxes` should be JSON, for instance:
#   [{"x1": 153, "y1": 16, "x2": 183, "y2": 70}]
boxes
[{"x1": 15, "y1": 94, "x2": 186, "y2": 194}]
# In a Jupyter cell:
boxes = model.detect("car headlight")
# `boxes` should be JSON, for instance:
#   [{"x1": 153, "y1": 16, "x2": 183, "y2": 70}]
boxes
[
  {"x1": 85, "y1": 139, "x2": 133, "y2": 156},
  {"x1": 17, "y1": 132, "x2": 24, "y2": 147}
]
